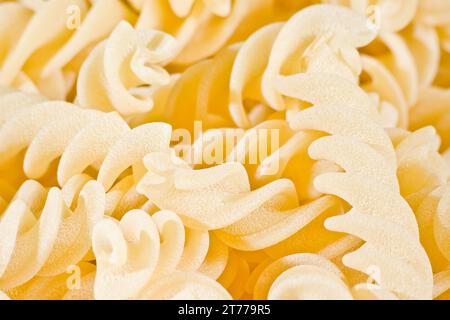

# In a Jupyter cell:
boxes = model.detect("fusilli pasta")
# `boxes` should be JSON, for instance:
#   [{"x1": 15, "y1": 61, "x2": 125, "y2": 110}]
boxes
[
  {"x1": 0, "y1": 1, "x2": 448, "y2": 301},
  {"x1": 0, "y1": 0, "x2": 136, "y2": 99}
]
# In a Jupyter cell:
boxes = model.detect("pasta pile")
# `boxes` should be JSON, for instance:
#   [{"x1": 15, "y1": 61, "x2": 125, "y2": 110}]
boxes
[{"x1": 0, "y1": 0, "x2": 449, "y2": 300}]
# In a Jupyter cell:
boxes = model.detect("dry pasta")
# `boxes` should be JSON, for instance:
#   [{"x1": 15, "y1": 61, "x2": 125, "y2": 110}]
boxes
[
  {"x1": 0, "y1": 177, "x2": 104, "y2": 292},
  {"x1": 92, "y1": 209, "x2": 231, "y2": 299},
  {"x1": 0, "y1": 1, "x2": 449, "y2": 301},
  {"x1": 0, "y1": 89, "x2": 172, "y2": 189},
  {"x1": 0, "y1": 0, "x2": 136, "y2": 99},
  {"x1": 76, "y1": 21, "x2": 177, "y2": 118},
  {"x1": 128, "y1": 0, "x2": 303, "y2": 66},
  {"x1": 389, "y1": 127, "x2": 450, "y2": 299},
  {"x1": 262, "y1": 5, "x2": 432, "y2": 299}
]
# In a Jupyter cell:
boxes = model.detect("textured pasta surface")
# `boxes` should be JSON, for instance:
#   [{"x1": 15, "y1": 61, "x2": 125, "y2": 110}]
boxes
[{"x1": 0, "y1": 0, "x2": 449, "y2": 300}]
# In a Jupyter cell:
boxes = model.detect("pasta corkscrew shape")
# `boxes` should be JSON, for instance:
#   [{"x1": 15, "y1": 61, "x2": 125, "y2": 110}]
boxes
[
  {"x1": 0, "y1": 1, "x2": 449, "y2": 300},
  {"x1": 391, "y1": 127, "x2": 450, "y2": 299},
  {"x1": 0, "y1": 89, "x2": 172, "y2": 190},
  {"x1": 77, "y1": 21, "x2": 177, "y2": 118},
  {"x1": 0, "y1": 0, "x2": 136, "y2": 99},
  {"x1": 261, "y1": 5, "x2": 432, "y2": 299},
  {"x1": 0, "y1": 176, "x2": 104, "y2": 292},
  {"x1": 92, "y1": 209, "x2": 232, "y2": 299}
]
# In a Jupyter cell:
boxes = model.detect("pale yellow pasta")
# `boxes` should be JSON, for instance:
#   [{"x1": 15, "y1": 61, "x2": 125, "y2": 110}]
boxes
[
  {"x1": 417, "y1": 0, "x2": 450, "y2": 28},
  {"x1": 0, "y1": 89, "x2": 172, "y2": 189},
  {"x1": 0, "y1": 0, "x2": 136, "y2": 99},
  {"x1": 325, "y1": 0, "x2": 444, "y2": 129},
  {"x1": 411, "y1": 88, "x2": 450, "y2": 151},
  {"x1": 77, "y1": 21, "x2": 177, "y2": 118},
  {"x1": 414, "y1": 186, "x2": 450, "y2": 272},
  {"x1": 0, "y1": 177, "x2": 104, "y2": 291},
  {"x1": 0, "y1": 0, "x2": 449, "y2": 301},
  {"x1": 137, "y1": 150, "x2": 336, "y2": 250},
  {"x1": 7, "y1": 261, "x2": 96, "y2": 300},
  {"x1": 258, "y1": 4, "x2": 432, "y2": 299},
  {"x1": 92, "y1": 209, "x2": 230, "y2": 300},
  {"x1": 129, "y1": 0, "x2": 280, "y2": 66},
  {"x1": 188, "y1": 120, "x2": 323, "y2": 201},
  {"x1": 251, "y1": 253, "x2": 352, "y2": 299},
  {"x1": 393, "y1": 126, "x2": 449, "y2": 203},
  {"x1": 247, "y1": 253, "x2": 398, "y2": 300},
  {"x1": 136, "y1": 4, "x2": 430, "y2": 300},
  {"x1": 390, "y1": 127, "x2": 450, "y2": 298},
  {"x1": 323, "y1": 0, "x2": 418, "y2": 33}
]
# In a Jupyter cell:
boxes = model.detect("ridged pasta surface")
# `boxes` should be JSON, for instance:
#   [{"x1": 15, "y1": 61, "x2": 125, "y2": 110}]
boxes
[{"x1": 0, "y1": 1, "x2": 449, "y2": 300}]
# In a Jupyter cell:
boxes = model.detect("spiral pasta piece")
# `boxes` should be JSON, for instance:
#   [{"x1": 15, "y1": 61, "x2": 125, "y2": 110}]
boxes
[
  {"x1": 0, "y1": 0, "x2": 448, "y2": 301},
  {"x1": 256, "y1": 4, "x2": 432, "y2": 299},
  {"x1": 417, "y1": 0, "x2": 450, "y2": 28},
  {"x1": 0, "y1": 177, "x2": 104, "y2": 291},
  {"x1": 325, "y1": 1, "x2": 443, "y2": 129},
  {"x1": 195, "y1": 122, "x2": 333, "y2": 203},
  {"x1": 6, "y1": 261, "x2": 96, "y2": 300},
  {"x1": 390, "y1": 127, "x2": 450, "y2": 299},
  {"x1": 92, "y1": 209, "x2": 231, "y2": 299},
  {"x1": 137, "y1": 150, "x2": 337, "y2": 252},
  {"x1": 411, "y1": 87, "x2": 450, "y2": 151},
  {"x1": 393, "y1": 126, "x2": 449, "y2": 201},
  {"x1": 0, "y1": 89, "x2": 172, "y2": 189},
  {"x1": 248, "y1": 253, "x2": 397, "y2": 300},
  {"x1": 415, "y1": 185, "x2": 450, "y2": 272},
  {"x1": 0, "y1": 0, "x2": 136, "y2": 99},
  {"x1": 0, "y1": 290, "x2": 9, "y2": 300},
  {"x1": 77, "y1": 21, "x2": 177, "y2": 118},
  {"x1": 129, "y1": 0, "x2": 278, "y2": 66},
  {"x1": 323, "y1": 0, "x2": 418, "y2": 33},
  {"x1": 251, "y1": 253, "x2": 351, "y2": 299}
]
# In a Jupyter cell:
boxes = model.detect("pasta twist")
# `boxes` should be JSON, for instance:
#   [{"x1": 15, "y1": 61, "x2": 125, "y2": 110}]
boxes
[
  {"x1": 0, "y1": 0, "x2": 447, "y2": 301},
  {"x1": 390, "y1": 127, "x2": 450, "y2": 298},
  {"x1": 417, "y1": 0, "x2": 450, "y2": 30},
  {"x1": 127, "y1": 34, "x2": 272, "y2": 131},
  {"x1": 324, "y1": 0, "x2": 443, "y2": 130},
  {"x1": 248, "y1": 253, "x2": 398, "y2": 300},
  {"x1": 258, "y1": 4, "x2": 433, "y2": 299},
  {"x1": 411, "y1": 88, "x2": 450, "y2": 151},
  {"x1": 77, "y1": 21, "x2": 177, "y2": 118},
  {"x1": 187, "y1": 119, "x2": 325, "y2": 201},
  {"x1": 322, "y1": 0, "x2": 418, "y2": 33},
  {"x1": 393, "y1": 126, "x2": 449, "y2": 203},
  {"x1": 0, "y1": 89, "x2": 172, "y2": 190},
  {"x1": 136, "y1": 150, "x2": 337, "y2": 251},
  {"x1": 0, "y1": 176, "x2": 104, "y2": 291},
  {"x1": 414, "y1": 186, "x2": 450, "y2": 273},
  {"x1": 0, "y1": 0, "x2": 136, "y2": 99},
  {"x1": 408, "y1": 8, "x2": 450, "y2": 151},
  {"x1": 128, "y1": 0, "x2": 283, "y2": 66},
  {"x1": 92, "y1": 209, "x2": 231, "y2": 299},
  {"x1": 5, "y1": 260, "x2": 96, "y2": 300}
]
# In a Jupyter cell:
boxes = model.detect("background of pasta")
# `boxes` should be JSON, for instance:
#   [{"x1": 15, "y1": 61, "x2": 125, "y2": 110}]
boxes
[{"x1": 0, "y1": 0, "x2": 449, "y2": 300}]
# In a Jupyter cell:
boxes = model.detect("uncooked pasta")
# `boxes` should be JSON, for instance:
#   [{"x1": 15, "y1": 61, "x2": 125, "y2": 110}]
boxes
[{"x1": 0, "y1": 0, "x2": 449, "y2": 301}]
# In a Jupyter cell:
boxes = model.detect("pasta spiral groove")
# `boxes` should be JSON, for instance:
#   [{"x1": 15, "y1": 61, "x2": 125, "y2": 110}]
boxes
[
  {"x1": 0, "y1": 0, "x2": 448, "y2": 301},
  {"x1": 260, "y1": 4, "x2": 433, "y2": 299},
  {"x1": 0, "y1": 89, "x2": 172, "y2": 190},
  {"x1": 0, "y1": 0, "x2": 136, "y2": 99},
  {"x1": 0, "y1": 176, "x2": 104, "y2": 291},
  {"x1": 92, "y1": 209, "x2": 231, "y2": 299}
]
